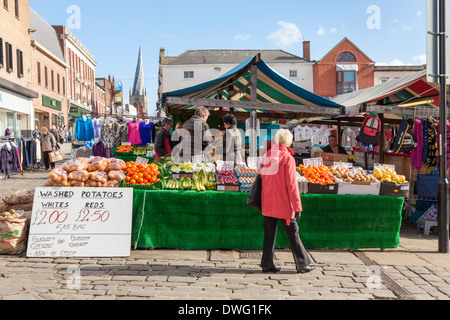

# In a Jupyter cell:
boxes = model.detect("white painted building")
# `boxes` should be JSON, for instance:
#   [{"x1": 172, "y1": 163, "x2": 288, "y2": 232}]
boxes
[
  {"x1": 158, "y1": 49, "x2": 314, "y2": 102},
  {"x1": 374, "y1": 65, "x2": 426, "y2": 86}
]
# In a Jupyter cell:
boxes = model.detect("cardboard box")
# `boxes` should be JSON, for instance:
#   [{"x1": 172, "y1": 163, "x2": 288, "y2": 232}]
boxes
[
  {"x1": 308, "y1": 183, "x2": 339, "y2": 194},
  {"x1": 313, "y1": 152, "x2": 350, "y2": 167},
  {"x1": 380, "y1": 181, "x2": 410, "y2": 198}
]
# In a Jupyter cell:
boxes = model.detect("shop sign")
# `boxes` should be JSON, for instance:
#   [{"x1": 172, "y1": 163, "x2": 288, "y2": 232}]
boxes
[
  {"x1": 42, "y1": 95, "x2": 62, "y2": 111},
  {"x1": 27, "y1": 187, "x2": 134, "y2": 258}
]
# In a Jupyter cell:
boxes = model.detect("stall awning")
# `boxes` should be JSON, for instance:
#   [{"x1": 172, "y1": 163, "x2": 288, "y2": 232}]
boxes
[
  {"x1": 331, "y1": 70, "x2": 442, "y2": 116},
  {"x1": 162, "y1": 55, "x2": 344, "y2": 117}
]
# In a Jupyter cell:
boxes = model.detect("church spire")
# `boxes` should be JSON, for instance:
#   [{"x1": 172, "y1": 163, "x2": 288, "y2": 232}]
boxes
[{"x1": 132, "y1": 45, "x2": 145, "y2": 96}]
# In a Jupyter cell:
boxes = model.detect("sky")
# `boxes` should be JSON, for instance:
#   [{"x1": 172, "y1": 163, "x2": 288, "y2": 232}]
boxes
[{"x1": 29, "y1": 0, "x2": 427, "y2": 116}]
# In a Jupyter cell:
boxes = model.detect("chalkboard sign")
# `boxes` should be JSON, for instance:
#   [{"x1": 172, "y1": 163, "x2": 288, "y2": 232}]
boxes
[{"x1": 27, "y1": 187, "x2": 134, "y2": 258}]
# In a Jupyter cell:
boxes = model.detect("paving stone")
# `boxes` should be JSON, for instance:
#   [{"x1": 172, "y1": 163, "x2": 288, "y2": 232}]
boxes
[{"x1": 2, "y1": 293, "x2": 38, "y2": 300}]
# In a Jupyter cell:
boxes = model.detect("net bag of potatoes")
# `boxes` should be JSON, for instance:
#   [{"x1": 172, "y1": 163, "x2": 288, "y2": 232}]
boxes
[{"x1": 0, "y1": 210, "x2": 28, "y2": 255}]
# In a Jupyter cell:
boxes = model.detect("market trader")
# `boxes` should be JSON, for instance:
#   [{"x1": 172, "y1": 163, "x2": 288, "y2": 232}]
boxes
[
  {"x1": 322, "y1": 134, "x2": 348, "y2": 155},
  {"x1": 154, "y1": 118, "x2": 173, "y2": 160}
]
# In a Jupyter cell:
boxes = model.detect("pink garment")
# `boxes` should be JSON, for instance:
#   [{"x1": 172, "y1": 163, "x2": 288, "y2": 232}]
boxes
[
  {"x1": 261, "y1": 145, "x2": 302, "y2": 226},
  {"x1": 411, "y1": 119, "x2": 423, "y2": 171},
  {"x1": 127, "y1": 121, "x2": 142, "y2": 145}
]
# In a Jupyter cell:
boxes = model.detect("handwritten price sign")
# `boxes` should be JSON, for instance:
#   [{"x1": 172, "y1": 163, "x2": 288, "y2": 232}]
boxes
[{"x1": 27, "y1": 188, "x2": 133, "y2": 258}]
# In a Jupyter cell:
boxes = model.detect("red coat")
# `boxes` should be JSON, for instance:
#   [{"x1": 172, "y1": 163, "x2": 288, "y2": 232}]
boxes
[{"x1": 261, "y1": 144, "x2": 302, "y2": 226}]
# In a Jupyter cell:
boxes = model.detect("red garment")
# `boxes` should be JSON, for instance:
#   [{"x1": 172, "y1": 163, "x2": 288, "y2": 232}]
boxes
[
  {"x1": 260, "y1": 144, "x2": 302, "y2": 226},
  {"x1": 155, "y1": 136, "x2": 173, "y2": 161}
]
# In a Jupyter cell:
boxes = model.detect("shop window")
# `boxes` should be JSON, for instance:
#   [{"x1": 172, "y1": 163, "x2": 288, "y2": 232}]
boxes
[
  {"x1": 337, "y1": 71, "x2": 357, "y2": 95},
  {"x1": 337, "y1": 51, "x2": 357, "y2": 63},
  {"x1": 184, "y1": 71, "x2": 194, "y2": 79}
]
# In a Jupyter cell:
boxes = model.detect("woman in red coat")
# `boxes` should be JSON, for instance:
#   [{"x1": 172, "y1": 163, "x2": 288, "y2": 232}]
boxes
[{"x1": 260, "y1": 129, "x2": 315, "y2": 274}]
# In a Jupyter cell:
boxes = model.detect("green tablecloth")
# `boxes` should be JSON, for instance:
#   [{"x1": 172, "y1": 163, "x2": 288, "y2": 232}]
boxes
[{"x1": 131, "y1": 190, "x2": 404, "y2": 250}]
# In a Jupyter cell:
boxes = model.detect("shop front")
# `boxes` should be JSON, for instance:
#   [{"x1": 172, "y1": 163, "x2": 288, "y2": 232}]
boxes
[{"x1": 0, "y1": 86, "x2": 36, "y2": 138}]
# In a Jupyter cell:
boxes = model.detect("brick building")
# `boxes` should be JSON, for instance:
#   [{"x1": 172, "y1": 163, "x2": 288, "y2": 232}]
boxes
[
  {"x1": 312, "y1": 37, "x2": 375, "y2": 99},
  {"x1": 52, "y1": 25, "x2": 97, "y2": 127},
  {"x1": 29, "y1": 8, "x2": 68, "y2": 131},
  {"x1": 0, "y1": 0, "x2": 38, "y2": 137},
  {"x1": 95, "y1": 75, "x2": 115, "y2": 115}
]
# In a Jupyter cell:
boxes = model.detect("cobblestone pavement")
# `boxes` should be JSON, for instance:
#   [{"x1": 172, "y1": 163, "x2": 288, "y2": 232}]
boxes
[{"x1": 1, "y1": 143, "x2": 450, "y2": 301}]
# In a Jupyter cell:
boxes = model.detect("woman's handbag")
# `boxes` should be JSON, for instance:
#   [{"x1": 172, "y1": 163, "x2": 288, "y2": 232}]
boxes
[
  {"x1": 247, "y1": 172, "x2": 263, "y2": 213},
  {"x1": 49, "y1": 150, "x2": 63, "y2": 163}
]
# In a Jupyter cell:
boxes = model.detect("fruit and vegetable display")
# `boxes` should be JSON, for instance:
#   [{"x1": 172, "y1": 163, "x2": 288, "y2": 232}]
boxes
[
  {"x1": 45, "y1": 157, "x2": 126, "y2": 188},
  {"x1": 297, "y1": 164, "x2": 335, "y2": 185},
  {"x1": 217, "y1": 169, "x2": 238, "y2": 185},
  {"x1": 124, "y1": 161, "x2": 161, "y2": 185},
  {"x1": 171, "y1": 162, "x2": 194, "y2": 173},
  {"x1": 1, "y1": 209, "x2": 23, "y2": 220},
  {"x1": 133, "y1": 146, "x2": 148, "y2": 156},
  {"x1": 116, "y1": 145, "x2": 134, "y2": 153},
  {"x1": 372, "y1": 167, "x2": 408, "y2": 183},
  {"x1": 330, "y1": 166, "x2": 377, "y2": 184},
  {"x1": 236, "y1": 167, "x2": 259, "y2": 192},
  {"x1": 164, "y1": 170, "x2": 217, "y2": 191}
]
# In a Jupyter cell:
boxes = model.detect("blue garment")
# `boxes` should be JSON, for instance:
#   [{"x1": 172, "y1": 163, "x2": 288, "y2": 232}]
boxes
[
  {"x1": 76, "y1": 117, "x2": 95, "y2": 141},
  {"x1": 140, "y1": 121, "x2": 154, "y2": 145}
]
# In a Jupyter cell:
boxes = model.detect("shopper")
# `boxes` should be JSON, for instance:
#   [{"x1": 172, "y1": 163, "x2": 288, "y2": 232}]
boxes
[
  {"x1": 222, "y1": 114, "x2": 244, "y2": 166},
  {"x1": 322, "y1": 134, "x2": 348, "y2": 155},
  {"x1": 40, "y1": 127, "x2": 58, "y2": 170},
  {"x1": 182, "y1": 106, "x2": 213, "y2": 158},
  {"x1": 260, "y1": 129, "x2": 315, "y2": 274},
  {"x1": 58, "y1": 126, "x2": 66, "y2": 144},
  {"x1": 155, "y1": 118, "x2": 173, "y2": 160}
]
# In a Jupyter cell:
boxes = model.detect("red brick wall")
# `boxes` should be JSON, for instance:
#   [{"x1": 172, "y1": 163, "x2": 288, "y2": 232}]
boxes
[{"x1": 313, "y1": 38, "x2": 374, "y2": 97}]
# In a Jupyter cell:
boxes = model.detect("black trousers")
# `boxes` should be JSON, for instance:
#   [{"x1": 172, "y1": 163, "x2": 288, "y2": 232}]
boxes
[
  {"x1": 42, "y1": 151, "x2": 55, "y2": 170},
  {"x1": 260, "y1": 213, "x2": 312, "y2": 271}
]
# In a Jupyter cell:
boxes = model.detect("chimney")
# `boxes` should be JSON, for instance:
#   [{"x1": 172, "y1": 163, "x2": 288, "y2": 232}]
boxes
[
  {"x1": 159, "y1": 47, "x2": 166, "y2": 64},
  {"x1": 303, "y1": 41, "x2": 311, "y2": 61}
]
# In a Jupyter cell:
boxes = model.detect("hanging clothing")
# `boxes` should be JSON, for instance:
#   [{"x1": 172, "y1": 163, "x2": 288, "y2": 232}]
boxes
[
  {"x1": 93, "y1": 140, "x2": 105, "y2": 157},
  {"x1": 115, "y1": 121, "x2": 129, "y2": 147},
  {"x1": 128, "y1": 121, "x2": 142, "y2": 145},
  {"x1": 0, "y1": 143, "x2": 20, "y2": 176},
  {"x1": 426, "y1": 118, "x2": 438, "y2": 168},
  {"x1": 101, "y1": 117, "x2": 119, "y2": 149},
  {"x1": 35, "y1": 139, "x2": 42, "y2": 162},
  {"x1": 341, "y1": 128, "x2": 357, "y2": 148},
  {"x1": 140, "y1": 121, "x2": 154, "y2": 145},
  {"x1": 411, "y1": 119, "x2": 424, "y2": 171},
  {"x1": 75, "y1": 116, "x2": 95, "y2": 141},
  {"x1": 93, "y1": 118, "x2": 102, "y2": 140}
]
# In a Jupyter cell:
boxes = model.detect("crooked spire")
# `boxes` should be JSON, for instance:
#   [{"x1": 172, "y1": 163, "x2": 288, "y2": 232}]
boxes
[{"x1": 132, "y1": 45, "x2": 145, "y2": 96}]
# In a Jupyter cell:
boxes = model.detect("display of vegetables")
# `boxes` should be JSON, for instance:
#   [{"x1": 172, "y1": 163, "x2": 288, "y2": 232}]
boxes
[
  {"x1": 124, "y1": 161, "x2": 160, "y2": 185},
  {"x1": 330, "y1": 166, "x2": 377, "y2": 183},
  {"x1": 373, "y1": 167, "x2": 408, "y2": 183},
  {"x1": 165, "y1": 170, "x2": 217, "y2": 191},
  {"x1": 297, "y1": 165, "x2": 335, "y2": 185},
  {"x1": 116, "y1": 145, "x2": 134, "y2": 153},
  {"x1": 217, "y1": 169, "x2": 238, "y2": 185},
  {"x1": 133, "y1": 146, "x2": 147, "y2": 156}
]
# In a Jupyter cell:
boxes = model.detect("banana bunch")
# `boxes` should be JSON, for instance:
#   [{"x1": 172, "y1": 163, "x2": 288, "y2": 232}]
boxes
[
  {"x1": 165, "y1": 178, "x2": 181, "y2": 190},
  {"x1": 192, "y1": 179, "x2": 206, "y2": 192},
  {"x1": 204, "y1": 181, "x2": 217, "y2": 190}
]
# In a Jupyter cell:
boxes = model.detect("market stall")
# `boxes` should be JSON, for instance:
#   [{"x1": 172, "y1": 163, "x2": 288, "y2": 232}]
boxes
[{"x1": 130, "y1": 190, "x2": 403, "y2": 250}]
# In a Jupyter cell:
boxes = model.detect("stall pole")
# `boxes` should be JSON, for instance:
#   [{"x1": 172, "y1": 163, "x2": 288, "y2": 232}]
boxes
[
  {"x1": 438, "y1": 0, "x2": 449, "y2": 253},
  {"x1": 249, "y1": 56, "x2": 260, "y2": 158}
]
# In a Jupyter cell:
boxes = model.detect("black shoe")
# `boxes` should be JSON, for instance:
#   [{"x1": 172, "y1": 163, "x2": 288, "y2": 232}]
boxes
[
  {"x1": 262, "y1": 267, "x2": 281, "y2": 274},
  {"x1": 297, "y1": 265, "x2": 316, "y2": 274}
]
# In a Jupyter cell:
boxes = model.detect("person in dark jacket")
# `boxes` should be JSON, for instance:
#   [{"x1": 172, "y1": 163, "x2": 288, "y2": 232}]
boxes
[
  {"x1": 154, "y1": 118, "x2": 173, "y2": 160},
  {"x1": 322, "y1": 135, "x2": 348, "y2": 155},
  {"x1": 40, "y1": 127, "x2": 58, "y2": 170}
]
